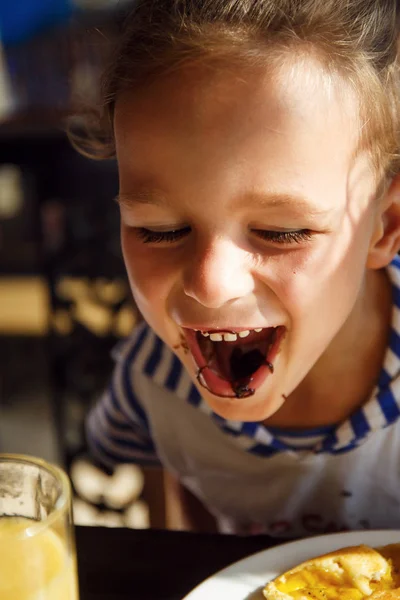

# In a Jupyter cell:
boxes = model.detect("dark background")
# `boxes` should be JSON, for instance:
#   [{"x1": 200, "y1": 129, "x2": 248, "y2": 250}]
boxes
[{"x1": 0, "y1": 1, "x2": 169, "y2": 531}]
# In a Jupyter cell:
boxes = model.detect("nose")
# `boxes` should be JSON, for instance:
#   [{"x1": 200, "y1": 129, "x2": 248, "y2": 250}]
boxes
[{"x1": 183, "y1": 237, "x2": 254, "y2": 308}]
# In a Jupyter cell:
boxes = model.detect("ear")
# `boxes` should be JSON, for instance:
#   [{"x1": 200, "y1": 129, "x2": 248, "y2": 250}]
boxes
[{"x1": 367, "y1": 174, "x2": 400, "y2": 269}]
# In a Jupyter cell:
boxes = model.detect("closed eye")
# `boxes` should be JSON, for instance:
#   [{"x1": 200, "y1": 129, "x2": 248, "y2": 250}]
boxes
[
  {"x1": 134, "y1": 226, "x2": 191, "y2": 244},
  {"x1": 133, "y1": 227, "x2": 312, "y2": 245},
  {"x1": 252, "y1": 229, "x2": 313, "y2": 244}
]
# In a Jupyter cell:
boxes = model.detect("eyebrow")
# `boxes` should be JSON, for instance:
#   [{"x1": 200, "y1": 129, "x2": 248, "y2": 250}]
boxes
[
  {"x1": 243, "y1": 192, "x2": 333, "y2": 217},
  {"x1": 115, "y1": 190, "x2": 168, "y2": 207},
  {"x1": 115, "y1": 189, "x2": 332, "y2": 217}
]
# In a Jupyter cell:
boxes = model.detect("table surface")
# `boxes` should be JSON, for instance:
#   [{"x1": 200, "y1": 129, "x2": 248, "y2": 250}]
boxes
[{"x1": 76, "y1": 526, "x2": 279, "y2": 600}]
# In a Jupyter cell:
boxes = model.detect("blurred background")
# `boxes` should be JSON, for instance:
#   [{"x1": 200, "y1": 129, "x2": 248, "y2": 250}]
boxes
[{"x1": 0, "y1": 0, "x2": 173, "y2": 532}]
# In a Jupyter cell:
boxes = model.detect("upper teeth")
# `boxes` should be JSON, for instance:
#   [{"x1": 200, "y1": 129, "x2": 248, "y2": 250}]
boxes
[
  {"x1": 238, "y1": 331, "x2": 250, "y2": 338},
  {"x1": 202, "y1": 328, "x2": 264, "y2": 342}
]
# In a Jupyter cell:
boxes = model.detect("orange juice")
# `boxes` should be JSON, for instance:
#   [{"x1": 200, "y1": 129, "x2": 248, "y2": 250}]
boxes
[{"x1": 0, "y1": 517, "x2": 78, "y2": 600}]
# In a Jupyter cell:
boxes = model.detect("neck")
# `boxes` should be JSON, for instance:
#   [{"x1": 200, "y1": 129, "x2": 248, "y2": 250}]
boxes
[{"x1": 264, "y1": 267, "x2": 393, "y2": 430}]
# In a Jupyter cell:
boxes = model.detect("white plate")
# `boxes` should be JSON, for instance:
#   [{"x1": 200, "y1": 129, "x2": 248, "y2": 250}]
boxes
[{"x1": 182, "y1": 530, "x2": 400, "y2": 600}]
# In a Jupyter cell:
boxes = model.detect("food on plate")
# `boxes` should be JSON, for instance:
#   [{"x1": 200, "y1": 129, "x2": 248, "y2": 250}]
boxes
[
  {"x1": 370, "y1": 592, "x2": 400, "y2": 600},
  {"x1": 263, "y1": 543, "x2": 400, "y2": 600}
]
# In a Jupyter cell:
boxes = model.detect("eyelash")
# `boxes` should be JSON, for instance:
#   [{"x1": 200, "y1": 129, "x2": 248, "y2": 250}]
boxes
[
  {"x1": 135, "y1": 227, "x2": 191, "y2": 244},
  {"x1": 252, "y1": 229, "x2": 313, "y2": 244},
  {"x1": 134, "y1": 227, "x2": 313, "y2": 245}
]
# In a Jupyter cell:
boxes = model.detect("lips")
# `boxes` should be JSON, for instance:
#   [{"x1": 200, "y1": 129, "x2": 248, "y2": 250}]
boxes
[{"x1": 183, "y1": 326, "x2": 286, "y2": 398}]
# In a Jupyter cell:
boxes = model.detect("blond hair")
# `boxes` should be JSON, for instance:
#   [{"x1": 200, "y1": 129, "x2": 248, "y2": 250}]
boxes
[{"x1": 72, "y1": 0, "x2": 400, "y2": 179}]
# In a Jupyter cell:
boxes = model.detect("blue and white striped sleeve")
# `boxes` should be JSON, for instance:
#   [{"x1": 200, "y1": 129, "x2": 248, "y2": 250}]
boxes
[{"x1": 86, "y1": 326, "x2": 161, "y2": 470}]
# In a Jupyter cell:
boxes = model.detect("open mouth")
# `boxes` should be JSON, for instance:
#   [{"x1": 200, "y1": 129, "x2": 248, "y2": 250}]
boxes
[{"x1": 183, "y1": 326, "x2": 286, "y2": 399}]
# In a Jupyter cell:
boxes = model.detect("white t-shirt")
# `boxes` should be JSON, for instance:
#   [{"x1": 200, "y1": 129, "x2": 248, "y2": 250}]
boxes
[{"x1": 87, "y1": 257, "x2": 400, "y2": 538}]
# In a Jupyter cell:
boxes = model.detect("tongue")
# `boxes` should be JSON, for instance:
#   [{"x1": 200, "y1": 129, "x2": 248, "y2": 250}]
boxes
[{"x1": 208, "y1": 342, "x2": 233, "y2": 380}]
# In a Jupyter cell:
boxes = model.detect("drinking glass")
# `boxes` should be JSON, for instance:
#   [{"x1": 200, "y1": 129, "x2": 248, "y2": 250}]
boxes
[{"x1": 0, "y1": 453, "x2": 79, "y2": 600}]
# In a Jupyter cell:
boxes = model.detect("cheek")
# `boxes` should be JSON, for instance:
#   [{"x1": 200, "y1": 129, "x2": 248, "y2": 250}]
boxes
[
  {"x1": 262, "y1": 230, "x2": 367, "y2": 321},
  {"x1": 257, "y1": 249, "x2": 327, "y2": 314}
]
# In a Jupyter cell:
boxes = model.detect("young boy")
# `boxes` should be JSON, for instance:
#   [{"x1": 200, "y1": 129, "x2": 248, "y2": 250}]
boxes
[{"x1": 83, "y1": 0, "x2": 400, "y2": 537}]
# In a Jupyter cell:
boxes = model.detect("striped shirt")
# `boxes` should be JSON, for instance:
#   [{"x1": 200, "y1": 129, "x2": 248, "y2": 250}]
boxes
[{"x1": 87, "y1": 257, "x2": 400, "y2": 537}]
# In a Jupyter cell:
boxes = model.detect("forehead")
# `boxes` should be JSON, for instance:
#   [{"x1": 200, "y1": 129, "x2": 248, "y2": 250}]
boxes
[
  {"x1": 115, "y1": 53, "x2": 359, "y2": 141},
  {"x1": 114, "y1": 55, "x2": 367, "y2": 212}
]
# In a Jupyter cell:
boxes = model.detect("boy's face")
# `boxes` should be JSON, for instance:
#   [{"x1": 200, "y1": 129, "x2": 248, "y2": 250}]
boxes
[{"x1": 114, "y1": 57, "x2": 383, "y2": 422}]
